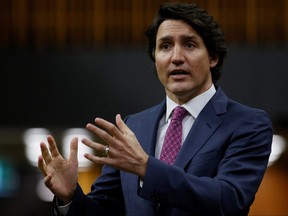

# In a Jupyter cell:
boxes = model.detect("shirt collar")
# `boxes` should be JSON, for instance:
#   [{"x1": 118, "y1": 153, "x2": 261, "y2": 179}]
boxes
[{"x1": 165, "y1": 84, "x2": 216, "y2": 122}]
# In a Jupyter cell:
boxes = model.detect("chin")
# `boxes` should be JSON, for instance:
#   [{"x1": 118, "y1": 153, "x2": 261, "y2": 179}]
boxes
[{"x1": 169, "y1": 85, "x2": 195, "y2": 94}]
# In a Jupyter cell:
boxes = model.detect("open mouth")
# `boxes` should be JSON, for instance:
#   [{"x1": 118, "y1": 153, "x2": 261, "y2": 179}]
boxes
[{"x1": 170, "y1": 69, "x2": 189, "y2": 76}]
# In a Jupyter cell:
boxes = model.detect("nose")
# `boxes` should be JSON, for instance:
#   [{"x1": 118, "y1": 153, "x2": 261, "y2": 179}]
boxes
[{"x1": 171, "y1": 45, "x2": 184, "y2": 66}]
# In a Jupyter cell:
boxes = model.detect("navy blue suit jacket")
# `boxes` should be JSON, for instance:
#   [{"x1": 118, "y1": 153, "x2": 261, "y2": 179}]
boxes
[{"x1": 62, "y1": 87, "x2": 272, "y2": 216}]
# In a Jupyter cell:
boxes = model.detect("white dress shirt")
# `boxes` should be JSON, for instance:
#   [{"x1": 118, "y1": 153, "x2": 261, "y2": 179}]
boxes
[{"x1": 154, "y1": 84, "x2": 216, "y2": 159}]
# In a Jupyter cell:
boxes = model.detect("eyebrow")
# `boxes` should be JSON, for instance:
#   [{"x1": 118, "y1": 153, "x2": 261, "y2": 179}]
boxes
[{"x1": 157, "y1": 35, "x2": 199, "y2": 42}]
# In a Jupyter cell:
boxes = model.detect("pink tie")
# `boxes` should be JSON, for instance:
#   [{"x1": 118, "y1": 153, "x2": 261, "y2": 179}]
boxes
[{"x1": 160, "y1": 106, "x2": 188, "y2": 165}]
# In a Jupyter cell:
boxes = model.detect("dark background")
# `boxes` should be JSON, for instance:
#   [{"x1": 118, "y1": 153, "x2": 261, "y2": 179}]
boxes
[{"x1": 1, "y1": 46, "x2": 288, "y2": 128}]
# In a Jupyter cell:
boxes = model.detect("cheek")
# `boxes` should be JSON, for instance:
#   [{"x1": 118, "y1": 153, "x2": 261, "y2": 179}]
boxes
[
  {"x1": 155, "y1": 64, "x2": 164, "y2": 81},
  {"x1": 190, "y1": 55, "x2": 211, "y2": 71},
  {"x1": 155, "y1": 61, "x2": 167, "y2": 85},
  {"x1": 155, "y1": 56, "x2": 165, "y2": 75}
]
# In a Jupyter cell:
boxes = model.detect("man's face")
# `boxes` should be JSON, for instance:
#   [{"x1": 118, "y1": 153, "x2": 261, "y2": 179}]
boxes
[{"x1": 154, "y1": 19, "x2": 218, "y2": 104}]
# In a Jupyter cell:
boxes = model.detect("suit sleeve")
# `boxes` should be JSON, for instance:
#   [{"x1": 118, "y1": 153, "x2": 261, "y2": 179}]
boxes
[
  {"x1": 53, "y1": 165, "x2": 126, "y2": 216},
  {"x1": 138, "y1": 109, "x2": 273, "y2": 215}
]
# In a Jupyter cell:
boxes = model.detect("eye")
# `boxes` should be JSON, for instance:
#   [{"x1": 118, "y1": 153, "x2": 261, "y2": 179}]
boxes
[
  {"x1": 159, "y1": 42, "x2": 172, "y2": 51},
  {"x1": 185, "y1": 41, "x2": 196, "y2": 49}
]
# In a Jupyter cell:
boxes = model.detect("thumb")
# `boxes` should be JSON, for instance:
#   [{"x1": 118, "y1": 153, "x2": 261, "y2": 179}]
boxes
[{"x1": 69, "y1": 137, "x2": 78, "y2": 164}]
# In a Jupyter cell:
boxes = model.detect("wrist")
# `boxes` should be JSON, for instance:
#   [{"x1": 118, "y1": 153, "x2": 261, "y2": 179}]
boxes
[
  {"x1": 138, "y1": 155, "x2": 149, "y2": 178},
  {"x1": 58, "y1": 186, "x2": 76, "y2": 205}
]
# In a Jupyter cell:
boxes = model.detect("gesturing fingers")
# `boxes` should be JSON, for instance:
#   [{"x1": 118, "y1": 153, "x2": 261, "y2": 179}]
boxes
[
  {"x1": 39, "y1": 135, "x2": 64, "y2": 172},
  {"x1": 94, "y1": 117, "x2": 123, "y2": 139},
  {"x1": 86, "y1": 125, "x2": 114, "y2": 150},
  {"x1": 81, "y1": 138, "x2": 109, "y2": 157},
  {"x1": 84, "y1": 152, "x2": 114, "y2": 165},
  {"x1": 115, "y1": 114, "x2": 134, "y2": 136},
  {"x1": 83, "y1": 115, "x2": 148, "y2": 176},
  {"x1": 38, "y1": 155, "x2": 47, "y2": 176},
  {"x1": 69, "y1": 137, "x2": 78, "y2": 164},
  {"x1": 86, "y1": 115, "x2": 138, "y2": 154},
  {"x1": 47, "y1": 135, "x2": 61, "y2": 158},
  {"x1": 40, "y1": 141, "x2": 52, "y2": 164}
]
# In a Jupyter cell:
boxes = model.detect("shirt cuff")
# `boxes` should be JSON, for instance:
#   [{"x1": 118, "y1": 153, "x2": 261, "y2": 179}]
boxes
[{"x1": 56, "y1": 198, "x2": 72, "y2": 216}]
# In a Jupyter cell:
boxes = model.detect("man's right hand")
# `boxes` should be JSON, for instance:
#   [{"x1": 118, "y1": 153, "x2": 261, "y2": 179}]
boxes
[{"x1": 38, "y1": 135, "x2": 78, "y2": 204}]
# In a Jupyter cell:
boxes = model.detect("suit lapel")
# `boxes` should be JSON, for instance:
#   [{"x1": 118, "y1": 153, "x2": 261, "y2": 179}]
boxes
[
  {"x1": 174, "y1": 87, "x2": 228, "y2": 168},
  {"x1": 138, "y1": 101, "x2": 166, "y2": 156},
  {"x1": 134, "y1": 87, "x2": 228, "y2": 168}
]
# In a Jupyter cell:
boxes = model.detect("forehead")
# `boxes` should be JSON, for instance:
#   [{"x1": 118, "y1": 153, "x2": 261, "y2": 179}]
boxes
[{"x1": 156, "y1": 19, "x2": 201, "y2": 40}]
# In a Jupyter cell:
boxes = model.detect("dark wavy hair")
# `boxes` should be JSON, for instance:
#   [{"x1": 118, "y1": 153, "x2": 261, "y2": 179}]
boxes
[{"x1": 145, "y1": 2, "x2": 227, "y2": 82}]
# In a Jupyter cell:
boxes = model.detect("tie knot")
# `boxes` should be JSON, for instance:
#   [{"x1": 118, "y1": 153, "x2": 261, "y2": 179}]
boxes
[{"x1": 171, "y1": 106, "x2": 188, "y2": 121}]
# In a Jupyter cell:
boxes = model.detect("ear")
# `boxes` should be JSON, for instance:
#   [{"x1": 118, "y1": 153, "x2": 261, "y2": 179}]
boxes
[{"x1": 209, "y1": 55, "x2": 219, "y2": 68}]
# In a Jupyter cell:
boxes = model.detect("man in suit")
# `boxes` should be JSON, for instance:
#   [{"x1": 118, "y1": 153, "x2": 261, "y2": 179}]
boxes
[{"x1": 38, "y1": 2, "x2": 273, "y2": 216}]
